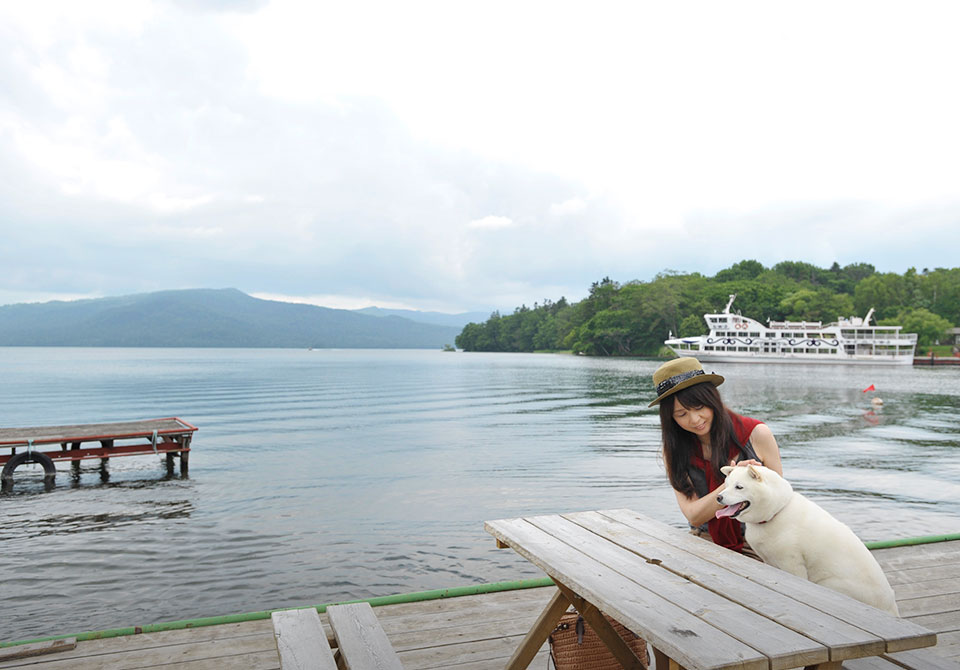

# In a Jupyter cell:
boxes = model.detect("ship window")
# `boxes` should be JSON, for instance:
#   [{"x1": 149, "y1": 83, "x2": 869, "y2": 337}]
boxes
[
  {"x1": 806, "y1": 348, "x2": 816, "y2": 354},
  {"x1": 737, "y1": 346, "x2": 747, "y2": 352},
  {"x1": 749, "y1": 332, "x2": 760, "y2": 337},
  {"x1": 705, "y1": 346, "x2": 714, "y2": 351},
  {"x1": 765, "y1": 332, "x2": 775, "y2": 338}
]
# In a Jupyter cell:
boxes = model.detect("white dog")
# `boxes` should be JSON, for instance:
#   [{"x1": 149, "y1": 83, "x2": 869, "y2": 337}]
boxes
[{"x1": 716, "y1": 464, "x2": 899, "y2": 616}]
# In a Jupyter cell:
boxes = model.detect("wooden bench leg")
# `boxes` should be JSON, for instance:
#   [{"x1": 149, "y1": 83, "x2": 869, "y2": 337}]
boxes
[
  {"x1": 555, "y1": 583, "x2": 648, "y2": 670},
  {"x1": 653, "y1": 646, "x2": 687, "y2": 670},
  {"x1": 504, "y1": 587, "x2": 572, "y2": 670}
]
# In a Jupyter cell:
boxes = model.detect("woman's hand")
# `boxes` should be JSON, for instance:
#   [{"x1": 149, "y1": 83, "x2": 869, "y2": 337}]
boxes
[{"x1": 731, "y1": 458, "x2": 763, "y2": 468}]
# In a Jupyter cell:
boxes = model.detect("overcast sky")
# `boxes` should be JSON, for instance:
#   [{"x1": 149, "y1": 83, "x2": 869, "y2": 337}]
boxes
[{"x1": 2, "y1": 1, "x2": 959, "y2": 313}]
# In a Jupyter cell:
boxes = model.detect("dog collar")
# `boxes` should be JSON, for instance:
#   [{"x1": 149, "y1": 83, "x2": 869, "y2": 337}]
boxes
[{"x1": 758, "y1": 509, "x2": 781, "y2": 525}]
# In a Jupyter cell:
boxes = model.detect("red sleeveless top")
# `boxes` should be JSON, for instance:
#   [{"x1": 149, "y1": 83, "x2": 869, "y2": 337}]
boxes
[{"x1": 689, "y1": 412, "x2": 762, "y2": 552}]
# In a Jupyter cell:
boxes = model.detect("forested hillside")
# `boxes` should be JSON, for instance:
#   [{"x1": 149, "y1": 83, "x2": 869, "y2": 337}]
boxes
[
  {"x1": 455, "y1": 261, "x2": 959, "y2": 355},
  {"x1": 0, "y1": 289, "x2": 462, "y2": 348}
]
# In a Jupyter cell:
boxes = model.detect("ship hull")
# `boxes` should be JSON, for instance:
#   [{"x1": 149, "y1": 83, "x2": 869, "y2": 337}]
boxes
[{"x1": 669, "y1": 347, "x2": 914, "y2": 365}]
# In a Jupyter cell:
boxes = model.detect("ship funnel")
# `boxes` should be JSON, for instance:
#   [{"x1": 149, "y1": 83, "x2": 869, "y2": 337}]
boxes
[
  {"x1": 723, "y1": 294, "x2": 736, "y2": 314},
  {"x1": 864, "y1": 307, "x2": 875, "y2": 325}
]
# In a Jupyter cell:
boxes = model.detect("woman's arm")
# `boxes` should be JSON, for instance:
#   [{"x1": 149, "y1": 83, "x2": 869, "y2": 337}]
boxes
[
  {"x1": 674, "y1": 484, "x2": 729, "y2": 527},
  {"x1": 747, "y1": 423, "x2": 783, "y2": 475}
]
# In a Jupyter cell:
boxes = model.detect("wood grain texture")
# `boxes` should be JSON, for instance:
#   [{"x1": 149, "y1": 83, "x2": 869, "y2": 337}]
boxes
[
  {"x1": 272, "y1": 608, "x2": 337, "y2": 670},
  {"x1": 564, "y1": 510, "x2": 884, "y2": 662},
  {"x1": 0, "y1": 639, "x2": 76, "y2": 662},
  {"x1": 485, "y1": 516, "x2": 768, "y2": 670},
  {"x1": 532, "y1": 513, "x2": 828, "y2": 669},
  {"x1": 600, "y1": 509, "x2": 938, "y2": 653},
  {"x1": 883, "y1": 648, "x2": 960, "y2": 669},
  {"x1": 499, "y1": 587, "x2": 568, "y2": 670},
  {"x1": 327, "y1": 603, "x2": 403, "y2": 670},
  {"x1": 0, "y1": 418, "x2": 195, "y2": 446}
]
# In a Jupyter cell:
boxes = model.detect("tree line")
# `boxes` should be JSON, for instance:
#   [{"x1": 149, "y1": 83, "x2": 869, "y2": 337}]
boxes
[{"x1": 455, "y1": 261, "x2": 960, "y2": 355}]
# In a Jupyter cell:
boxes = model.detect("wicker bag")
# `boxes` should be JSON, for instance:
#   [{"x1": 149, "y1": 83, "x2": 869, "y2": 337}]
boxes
[{"x1": 548, "y1": 611, "x2": 649, "y2": 669}]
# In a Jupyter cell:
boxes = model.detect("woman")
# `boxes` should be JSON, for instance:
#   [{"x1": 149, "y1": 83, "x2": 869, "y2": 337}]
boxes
[{"x1": 650, "y1": 357, "x2": 783, "y2": 554}]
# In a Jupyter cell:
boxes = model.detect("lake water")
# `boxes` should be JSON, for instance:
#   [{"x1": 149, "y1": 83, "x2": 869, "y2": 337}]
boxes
[{"x1": 1, "y1": 348, "x2": 959, "y2": 642}]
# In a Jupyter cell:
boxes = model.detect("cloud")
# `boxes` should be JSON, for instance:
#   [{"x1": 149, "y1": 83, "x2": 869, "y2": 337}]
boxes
[
  {"x1": 1, "y1": 1, "x2": 960, "y2": 314},
  {"x1": 550, "y1": 198, "x2": 587, "y2": 217},
  {"x1": 467, "y1": 215, "x2": 514, "y2": 230}
]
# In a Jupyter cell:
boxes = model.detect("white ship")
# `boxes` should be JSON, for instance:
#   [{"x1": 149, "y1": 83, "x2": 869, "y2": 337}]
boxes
[{"x1": 664, "y1": 294, "x2": 917, "y2": 365}]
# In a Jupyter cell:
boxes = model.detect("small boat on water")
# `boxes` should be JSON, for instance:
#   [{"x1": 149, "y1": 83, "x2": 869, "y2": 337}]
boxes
[{"x1": 664, "y1": 294, "x2": 917, "y2": 365}]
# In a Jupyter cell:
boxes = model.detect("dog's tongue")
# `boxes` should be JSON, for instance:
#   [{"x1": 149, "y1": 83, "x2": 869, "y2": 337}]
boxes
[{"x1": 716, "y1": 502, "x2": 745, "y2": 519}]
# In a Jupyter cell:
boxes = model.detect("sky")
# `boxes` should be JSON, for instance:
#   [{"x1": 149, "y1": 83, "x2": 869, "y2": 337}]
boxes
[{"x1": 2, "y1": 1, "x2": 960, "y2": 313}]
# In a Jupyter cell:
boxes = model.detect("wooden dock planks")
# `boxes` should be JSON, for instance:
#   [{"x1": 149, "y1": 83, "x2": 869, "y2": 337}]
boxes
[
  {"x1": 0, "y1": 418, "x2": 197, "y2": 447},
  {"x1": 1, "y1": 540, "x2": 957, "y2": 670}
]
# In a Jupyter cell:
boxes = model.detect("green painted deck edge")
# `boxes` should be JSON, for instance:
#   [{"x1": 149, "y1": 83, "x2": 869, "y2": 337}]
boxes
[
  {"x1": 864, "y1": 532, "x2": 960, "y2": 550},
  {"x1": 4, "y1": 531, "x2": 960, "y2": 649}
]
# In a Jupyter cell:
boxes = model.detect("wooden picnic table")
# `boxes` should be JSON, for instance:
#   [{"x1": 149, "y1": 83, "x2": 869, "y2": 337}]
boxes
[{"x1": 485, "y1": 509, "x2": 938, "y2": 670}]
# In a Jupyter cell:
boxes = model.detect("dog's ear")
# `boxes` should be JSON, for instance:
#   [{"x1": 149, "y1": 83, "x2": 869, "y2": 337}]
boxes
[
  {"x1": 720, "y1": 465, "x2": 734, "y2": 476},
  {"x1": 747, "y1": 465, "x2": 763, "y2": 481}
]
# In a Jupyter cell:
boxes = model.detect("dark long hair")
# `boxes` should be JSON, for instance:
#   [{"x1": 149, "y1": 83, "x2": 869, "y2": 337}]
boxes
[{"x1": 659, "y1": 382, "x2": 738, "y2": 497}]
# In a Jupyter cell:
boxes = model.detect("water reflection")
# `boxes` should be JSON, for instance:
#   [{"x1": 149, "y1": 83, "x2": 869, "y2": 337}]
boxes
[{"x1": 1, "y1": 499, "x2": 194, "y2": 540}]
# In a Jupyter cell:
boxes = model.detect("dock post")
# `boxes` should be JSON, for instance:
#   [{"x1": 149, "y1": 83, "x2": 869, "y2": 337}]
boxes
[
  {"x1": 180, "y1": 437, "x2": 190, "y2": 476},
  {"x1": 99, "y1": 439, "x2": 113, "y2": 467},
  {"x1": 99, "y1": 439, "x2": 113, "y2": 481}
]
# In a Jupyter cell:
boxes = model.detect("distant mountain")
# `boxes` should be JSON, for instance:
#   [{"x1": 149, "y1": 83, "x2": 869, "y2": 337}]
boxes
[
  {"x1": 353, "y1": 306, "x2": 491, "y2": 329},
  {"x1": 0, "y1": 289, "x2": 463, "y2": 348}
]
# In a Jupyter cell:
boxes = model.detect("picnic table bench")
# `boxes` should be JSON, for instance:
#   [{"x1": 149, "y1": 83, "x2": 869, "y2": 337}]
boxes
[
  {"x1": 0, "y1": 418, "x2": 197, "y2": 492},
  {"x1": 486, "y1": 509, "x2": 945, "y2": 670},
  {"x1": 272, "y1": 602, "x2": 403, "y2": 670}
]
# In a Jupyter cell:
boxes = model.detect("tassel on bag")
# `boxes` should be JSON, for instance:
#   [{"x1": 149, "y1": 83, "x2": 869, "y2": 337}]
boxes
[{"x1": 548, "y1": 610, "x2": 649, "y2": 669}]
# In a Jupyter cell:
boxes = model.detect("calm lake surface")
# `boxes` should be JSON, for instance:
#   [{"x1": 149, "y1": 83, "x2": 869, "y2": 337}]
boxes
[{"x1": 2, "y1": 348, "x2": 959, "y2": 641}]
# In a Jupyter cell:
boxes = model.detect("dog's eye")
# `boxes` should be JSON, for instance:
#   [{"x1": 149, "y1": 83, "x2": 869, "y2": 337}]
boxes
[{"x1": 735, "y1": 484, "x2": 743, "y2": 490}]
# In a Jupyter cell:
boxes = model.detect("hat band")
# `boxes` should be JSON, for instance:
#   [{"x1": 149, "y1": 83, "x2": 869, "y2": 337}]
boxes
[{"x1": 656, "y1": 369, "x2": 705, "y2": 396}]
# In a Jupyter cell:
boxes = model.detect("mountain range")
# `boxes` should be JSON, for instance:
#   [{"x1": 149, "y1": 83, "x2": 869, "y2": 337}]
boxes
[
  {"x1": 353, "y1": 306, "x2": 490, "y2": 328},
  {"x1": 0, "y1": 289, "x2": 472, "y2": 348}
]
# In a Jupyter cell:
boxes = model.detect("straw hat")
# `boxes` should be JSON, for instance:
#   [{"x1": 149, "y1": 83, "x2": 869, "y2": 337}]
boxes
[{"x1": 649, "y1": 357, "x2": 724, "y2": 407}]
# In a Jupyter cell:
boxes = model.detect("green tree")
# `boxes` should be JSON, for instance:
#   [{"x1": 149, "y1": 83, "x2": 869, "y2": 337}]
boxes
[
  {"x1": 772, "y1": 261, "x2": 832, "y2": 286},
  {"x1": 678, "y1": 314, "x2": 707, "y2": 337},
  {"x1": 854, "y1": 273, "x2": 907, "y2": 320},
  {"x1": 455, "y1": 260, "x2": 959, "y2": 356},
  {"x1": 714, "y1": 260, "x2": 766, "y2": 282},
  {"x1": 919, "y1": 268, "x2": 960, "y2": 325},
  {"x1": 879, "y1": 308, "x2": 952, "y2": 346},
  {"x1": 779, "y1": 288, "x2": 854, "y2": 322}
]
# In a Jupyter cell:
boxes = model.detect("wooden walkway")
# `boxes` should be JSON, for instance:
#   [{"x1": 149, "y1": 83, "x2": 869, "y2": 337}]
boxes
[
  {"x1": 0, "y1": 419, "x2": 196, "y2": 492},
  {"x1": 1, "y1": 540, "x2": 957, "y2": 669}
]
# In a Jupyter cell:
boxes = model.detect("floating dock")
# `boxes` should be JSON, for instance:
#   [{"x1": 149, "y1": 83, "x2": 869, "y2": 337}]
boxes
[
  {"x1": 1, "y1": 538, "x2": 957, "y2": 669},
  {"x1": 0, "y1": 418, "x2": 197, "y2": 492},
  {"x1": 914, "y1": 356, "x2": 960, "y2": 366}
]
